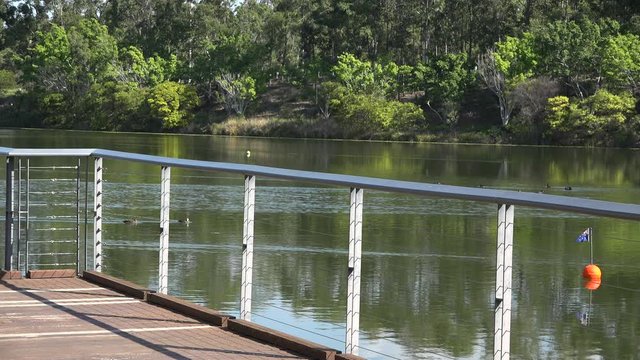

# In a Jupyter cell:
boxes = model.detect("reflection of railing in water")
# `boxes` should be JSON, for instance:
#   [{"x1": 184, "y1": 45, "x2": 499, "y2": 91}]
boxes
[{"x1": 2, "y1": 147, "x2": 640, "y2": 359}]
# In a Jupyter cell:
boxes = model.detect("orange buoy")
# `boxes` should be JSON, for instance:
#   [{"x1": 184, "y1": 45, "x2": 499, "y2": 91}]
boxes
[
  {"x1": 582, "y1": 264, "x2": 602, "y2": 281},
  {"x1": 583, "y1": 279, "x2": 601, "y2": 291}
]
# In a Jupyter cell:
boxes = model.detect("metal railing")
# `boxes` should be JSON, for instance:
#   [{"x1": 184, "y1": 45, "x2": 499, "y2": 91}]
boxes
[{"x1": 2, "y1": 147, "x2": 640, "y2": 359}]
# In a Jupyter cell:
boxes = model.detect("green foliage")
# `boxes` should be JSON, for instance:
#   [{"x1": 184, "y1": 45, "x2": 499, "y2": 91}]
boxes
[
  {"x1": 584, "y1": 89, "x2": 636, "y2": 125},
  {"x1": 420, "y1": 53, "x2": 472, "y2": 102},
  {"x1": 331, "y1": 52, "x2": 420, "y2": 100},
  {"x1": 85, "y1": 81, "x2": 147, "y2": 131},
  {"x1": 395, "y1": 64, "x2": 416, "y2": 95},
  {"x1": 545, "y1": 96, "x2": 572, "y2": 131},
  {"x1": 216, "y1": 73, "x2": 257, "y2": 116},
  {"x1": 601, "y1": 34, "x2": 640, "y2": 91},
  {"x1": 329, "y1": 88, "x2": 424, "y2": 135},
  {"x1": 332, "y1": 53, "x2": 383, "y2": 95},
  {"x1": 417, "y1": 52, "x2": 473, "y2": 125},
  {"x1": 388, "y1": 101, "x2": 425, "y2": 131},
  {"x1": 147, "y1": 82, "x2": 199, "y2": 129},
  {"x1": 545, "y1": 90, "x2": 636, "y2": 145},
  {"x1": 23, "y1": 24, "x2": 73, "y2": 91},
  {"x1": 533, "y1": 18, "x2": 608, "y2": 97},
  {"x1": 40, "y1": 92, "x2": 69, "y2": 128},
  {"x1": 21, "y1": 19, "x2": 120, "y2": 127},
  {"x1": 67, "y1": 18, "x2": 119, "y2": 85},
  {"x1": 494, "y1": 33, "x2": 537, "y2": 86},
  {"x1": 119, "y1": 46, "x2": 178, "y2": 86},
  {"x1": 328, "y1": 53, "x2": 426, "y2": 134},
  {"x1": 27, "y1": 18, "x2": 119, "y2": 89},
  {"x1": 0, "y1": 69, "x2": 18, "y2": 95}
]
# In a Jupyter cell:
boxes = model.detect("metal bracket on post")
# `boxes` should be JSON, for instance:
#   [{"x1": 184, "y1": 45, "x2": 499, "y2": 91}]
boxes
[
  {"x1": 240, "y1": 174, "x2": 256, "y2": 321},
  {"x1": 346, "y1": 187, "x2": 364, "y2": 355},
  {"x1": 93, "y1": 157, "x2": 103, "y2": 272},
  {"x1": 4, "y1": 157, "x2": 15, "y2": 271},
  {"x1": 159, "y1": 166, "x2": 171, "y2": 295},
  {"x1": 494, "y1": 204, "x2": 514, "y2": 360}
]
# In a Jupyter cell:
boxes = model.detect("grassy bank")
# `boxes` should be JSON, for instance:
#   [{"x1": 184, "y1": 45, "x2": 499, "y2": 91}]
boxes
[{"x1": 210, "y1": 116, "x2": 508, "y2": 144}]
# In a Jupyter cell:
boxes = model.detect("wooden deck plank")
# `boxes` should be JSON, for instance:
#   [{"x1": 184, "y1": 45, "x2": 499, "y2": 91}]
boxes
[{"x1": 0, "y1": 278, "x2": 315, "y2": 360}]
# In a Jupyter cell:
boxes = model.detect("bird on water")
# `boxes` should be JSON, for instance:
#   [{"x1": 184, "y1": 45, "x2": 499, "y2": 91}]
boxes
[{"x1": 123, "y1": 218, "x2": 139, "y2": 225}]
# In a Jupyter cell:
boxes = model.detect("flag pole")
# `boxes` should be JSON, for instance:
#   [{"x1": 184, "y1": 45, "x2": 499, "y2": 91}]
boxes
[{"x1": 589, "y1": 227, "x2": 593, "y2": 264}]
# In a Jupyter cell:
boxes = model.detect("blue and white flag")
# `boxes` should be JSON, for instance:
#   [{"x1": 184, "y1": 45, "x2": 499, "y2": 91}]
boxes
[{"x1": 576, "y1": 228, "x2": 590, "y2": 243}]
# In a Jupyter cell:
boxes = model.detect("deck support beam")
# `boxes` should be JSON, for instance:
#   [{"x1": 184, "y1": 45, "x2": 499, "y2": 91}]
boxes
[
  {"x1": 4, "y1": 157, "x2": 15, "y2": 271},
  {"x1": 346, "y1": 187, "x2": 363, "y2": 355},
  {"x1": 240, "y1": 175, "x2": 256, "y2": 321},
  {"x1": 93, "y1": 157, "x2": 103, "y2": 272},
  {"x1": 159, "y1": 166, "x2": 171, "y2": 294},
  {"x1": 494, "y1": 204, "x2": 514, "y2": 360}
]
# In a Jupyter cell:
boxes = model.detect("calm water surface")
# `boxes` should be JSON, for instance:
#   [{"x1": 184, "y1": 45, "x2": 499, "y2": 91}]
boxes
[{"x1": 1, "y1": 129, "x2": 639, "y2": 359}]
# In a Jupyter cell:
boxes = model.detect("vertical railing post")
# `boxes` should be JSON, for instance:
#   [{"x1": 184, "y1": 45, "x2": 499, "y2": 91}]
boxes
[
  {"x1": 83, "y1": 158, "x2": 89, "y2": 272},
  {"x1": 93, "y1": 157, "x2": 103, "y2": 272},
  {"x1": 76, "y1": 158, "x2": 81, "y2": 275},
  {"x1": 346, "y1": 187, "x2": 364, "y2": 355},
  {"x1": 4, "y1": 157, "x2": 15, "y2": 271},
  {"x1": 25, "y1": 159, "x2": 30, "y2": 273},
  {"x1": 16, "y1": 159, "x2": 21, "y2": 273},
  {"x1": 159, "y1": 166, "x2": 171, "y2": 295},
  {"x1": 494, "y1": 204, "x2": 514, "y2": 360},
  {"x1": 240, "y1": 174, "x2": 256, "y2": 321}
]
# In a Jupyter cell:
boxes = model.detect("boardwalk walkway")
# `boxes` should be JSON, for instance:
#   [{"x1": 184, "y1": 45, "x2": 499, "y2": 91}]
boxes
[{"x1": 0, "y1": 272, "x2": 353, "y2": 360}]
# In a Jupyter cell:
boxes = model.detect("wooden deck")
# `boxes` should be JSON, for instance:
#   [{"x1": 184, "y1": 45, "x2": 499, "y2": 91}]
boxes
[{"x1": 0, "y1": 271, "x2": 358, "y2": 360}]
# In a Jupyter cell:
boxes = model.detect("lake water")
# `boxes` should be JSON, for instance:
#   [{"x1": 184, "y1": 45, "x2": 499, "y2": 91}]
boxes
[{"x1": 1, "y1": 129, "x2": 639, "y2": 359}]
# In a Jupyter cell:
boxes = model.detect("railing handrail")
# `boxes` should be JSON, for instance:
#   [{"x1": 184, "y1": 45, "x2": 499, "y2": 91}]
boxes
[
  {"x1": 3, "y1": 146, "x2": 638, "y2": 358},
  {"x1": 1, "y1": 146, "x2": 639, "y2": 220}
]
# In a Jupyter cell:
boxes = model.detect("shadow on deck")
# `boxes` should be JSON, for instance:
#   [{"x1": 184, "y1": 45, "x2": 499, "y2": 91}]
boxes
[{"x1": 0, "y1": 270, "x2": 362, "y2": 360}]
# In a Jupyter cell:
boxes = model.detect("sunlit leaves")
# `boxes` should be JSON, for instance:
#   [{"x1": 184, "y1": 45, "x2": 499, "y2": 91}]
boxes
[
  {"x1": 601, "y1": 34, "x2": 640, "y2": 91},
  {"x1": 495, "y1": 33, "x2": 537, "y2": 87},
  {"x1": 545, "y1": 90, "x2": 637, "y2": 145},
  {"x1": 147, "y1": 81, "x2": 199, "y2": 129},
  {"x1": 216, "y1": 73, "x2": 257, "y2": 116}
]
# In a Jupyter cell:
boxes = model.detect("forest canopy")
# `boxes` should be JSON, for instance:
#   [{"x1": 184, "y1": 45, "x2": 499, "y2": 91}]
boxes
[{"x1": 1, "y1": 0, "x2": 640, "y2": 146}]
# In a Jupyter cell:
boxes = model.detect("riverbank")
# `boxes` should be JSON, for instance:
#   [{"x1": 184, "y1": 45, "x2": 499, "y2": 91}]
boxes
[
  {"x1": 210, "y1": 116, "x2": 507, "y2": 144},
  {"x1": 2, "y1": 86, "x2": 638, "y2": 148}
]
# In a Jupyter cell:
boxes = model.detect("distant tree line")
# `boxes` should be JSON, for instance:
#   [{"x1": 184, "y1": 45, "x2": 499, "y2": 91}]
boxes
[{"x1": 1, "y1": 1, "x2": 640, "y2": 145}]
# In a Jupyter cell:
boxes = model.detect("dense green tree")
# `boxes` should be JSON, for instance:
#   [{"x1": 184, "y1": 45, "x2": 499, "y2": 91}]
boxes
[
  {"x1": 417, "y1": 52, "x2": 473, "y2": 126},
  {"x1": 216, "y1": 72, "x2": 256, "y2": 116},
  {"x1": 20, "y1": 18, "x2": 118, "y2": 126},
  {"x1": 85, "y1": 80, "x2": 146, "y2": 130},
  {"x1": 545, "y1": 89, "x2": 637, "y2": 145},
  {"x1": 23, "y1": 18, "x2": 118, "y2": 95},
  {"x1": 1, "y1": 0, "x2": 49, "y2": 55},
  {"x1": 327, "y1": 53, "x2": 424, "y2": 134},
  {"x1": 147, "y1": 81, "x2": 199, "y2": 129},
  {"x1": 532, "y1": 18, "x2": 612, "y2": 98},
  {"x1": 601, "y1": 33, "x2": 640, "y2": 93},
  {"x1": 0, "y1": 69, "x2": 17, "y2": 94},
  {"x1": 494, "y1": 33, "x2": 538, "y2": 87},
  {"x1": 118, "y1": 46, "x2": 177, "y2": 86}
]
